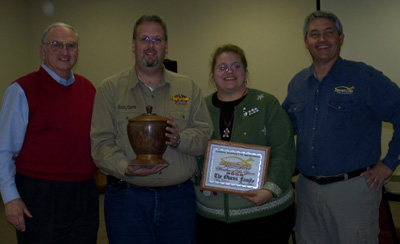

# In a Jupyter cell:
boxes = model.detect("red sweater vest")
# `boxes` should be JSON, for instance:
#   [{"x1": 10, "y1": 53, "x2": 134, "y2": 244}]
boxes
[{"x1": 15, "y1": 67, "x2": 96, "y2": 181}]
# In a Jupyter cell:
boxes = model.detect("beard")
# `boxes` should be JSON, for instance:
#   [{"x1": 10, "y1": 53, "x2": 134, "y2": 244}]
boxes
[{"x1": 141, "y1": 56, "x2": 158, "y2": 67}]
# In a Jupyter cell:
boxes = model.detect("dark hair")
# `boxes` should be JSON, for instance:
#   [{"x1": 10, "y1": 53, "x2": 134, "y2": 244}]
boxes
[
  {"x1": 210, "y1": 44, "x2": 248, "y2": 78},
  {"x1": 133, "y1": 15, "x2": 168, "y2": 40},
  {"x1": 303, "y1": 11, "x2": 343, "y2": 38}
]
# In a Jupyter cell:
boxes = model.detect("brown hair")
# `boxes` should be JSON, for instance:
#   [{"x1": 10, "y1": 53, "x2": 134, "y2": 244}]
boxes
[
  {"x1": 209, "y1": 44, "x2": 248, "y2": 80},
  {"x1": 133, "y1": 15, "x2": 168, "y2": 40}
]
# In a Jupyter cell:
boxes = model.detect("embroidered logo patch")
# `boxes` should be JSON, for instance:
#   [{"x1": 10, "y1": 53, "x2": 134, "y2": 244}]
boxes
[
  {"x1": 334, "y1": 86, "x2": 355, "y2": 95},
  {"x1": 171, "y1": 94, "x2": 190, "y2": 105}
]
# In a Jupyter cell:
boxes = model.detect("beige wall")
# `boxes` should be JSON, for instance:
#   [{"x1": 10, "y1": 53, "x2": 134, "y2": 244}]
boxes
[
  {"x1": 321, "y1": 0, "x2": 400, "y2": 87},
  {"x1": 1, "y1": 0, "x2": 315, "y2": 104},
  {"x1": 1, "y1": 0, "x2": 398, "y2": 170},
  {"x1": 320, "y1": 0, "x2": 400, "y2": 172},
  {"x1": 0, "y1": 0, "x2": 31, "y2": 100}
]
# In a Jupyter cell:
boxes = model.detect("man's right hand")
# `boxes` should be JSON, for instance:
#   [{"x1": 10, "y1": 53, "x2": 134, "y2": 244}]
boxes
[
  {"x1": 5, "y1": 198, "x2": 32, "y2": 232},
  {"x1": 125, "y1": 164, "x2": 167, "y2": 176}
]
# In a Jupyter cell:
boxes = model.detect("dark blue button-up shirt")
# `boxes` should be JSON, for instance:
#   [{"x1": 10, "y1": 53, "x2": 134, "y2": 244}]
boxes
[{"x1": 283, "y1": 57, "x2": 400, "y2": 176}]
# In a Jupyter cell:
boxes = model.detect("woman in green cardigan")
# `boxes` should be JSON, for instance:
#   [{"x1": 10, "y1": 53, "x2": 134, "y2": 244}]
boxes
[{"x1": 195, "y1": 44, "x2": 296, "y2": 244}]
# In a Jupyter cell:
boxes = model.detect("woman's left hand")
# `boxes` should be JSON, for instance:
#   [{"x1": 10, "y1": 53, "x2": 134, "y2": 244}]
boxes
[{"x1": 242, "y1": 189, "x2": 273, "y2": 206}]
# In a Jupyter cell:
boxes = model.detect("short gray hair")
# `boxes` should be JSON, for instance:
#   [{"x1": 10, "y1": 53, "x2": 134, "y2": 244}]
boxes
[
  {"x1": 303, "y1": 11, "x2": 343, "y2": 38},
  {"x1": 41, "y1": 22, "x2": 79, "y2": 44}
]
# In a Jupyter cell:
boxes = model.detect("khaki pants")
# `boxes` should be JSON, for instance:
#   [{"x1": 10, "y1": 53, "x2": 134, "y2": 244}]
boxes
[{"x1": 295, "y1": 174, "x2": 381, "y2": 244}]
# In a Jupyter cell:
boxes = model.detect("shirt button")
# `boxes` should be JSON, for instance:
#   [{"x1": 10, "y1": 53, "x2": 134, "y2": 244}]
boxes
[
  {"x1": 314, "y1": 108, "x2": 318, "y2": 111},
  {"x1": 312, "y1": 128, "x2": 316, "y2": 131},
  {"x1": 311, "y1": 166, "x2": 315, "y2": 169}
]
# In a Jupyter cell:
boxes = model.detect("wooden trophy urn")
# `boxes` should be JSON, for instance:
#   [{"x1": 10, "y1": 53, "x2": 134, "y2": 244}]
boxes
[{"x1": 127, "y1": 105, "x2": 169, "y2": 167}]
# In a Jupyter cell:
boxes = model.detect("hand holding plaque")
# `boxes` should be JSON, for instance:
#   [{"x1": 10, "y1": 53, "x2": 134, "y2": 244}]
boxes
[{"x1": 200, "y1": 140, "x2": 270, "y2": 195}]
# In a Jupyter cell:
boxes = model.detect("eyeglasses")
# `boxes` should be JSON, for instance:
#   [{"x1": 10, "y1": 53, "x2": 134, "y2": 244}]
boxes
[
  {"x1": 43, "y1": 41, "x2": 78, "y2": 52},
  {"x1": 215, "y1": 63, "x2": 244, "y2": 73},
  {"x1": 137, "y1": 36, "x2": 164, "y2": 44}
]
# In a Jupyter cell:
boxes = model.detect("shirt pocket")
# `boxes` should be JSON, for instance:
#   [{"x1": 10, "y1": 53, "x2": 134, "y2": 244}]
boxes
[
  {"x1": 116, "y1": 111, "x2": 141, "y2": 138},
  {"x1": 116, "y1": 111, "x2": 141, "y2": 158},
  {"x1": 327, "y1": 101, "x2": 353, "y2": 129},
  {"x1": 169, "y1": 109, "x2": 190, "y2": 130},
  {"x1": 288, "y1": 102, "x2": 305, "y2": 132}
]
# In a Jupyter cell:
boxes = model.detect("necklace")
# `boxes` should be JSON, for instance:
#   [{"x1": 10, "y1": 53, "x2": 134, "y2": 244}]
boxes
[
  {"x1": 217, "y1": 100, "x2": 236, "y2": 138},
  {"x1": 216, "y1": 88, "x2": 247, "y2": 138}
]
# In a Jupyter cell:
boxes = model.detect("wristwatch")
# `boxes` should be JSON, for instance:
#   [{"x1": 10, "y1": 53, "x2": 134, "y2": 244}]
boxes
[{"x1": 171, "y1": 137, "x2": 181, "y2": 148}]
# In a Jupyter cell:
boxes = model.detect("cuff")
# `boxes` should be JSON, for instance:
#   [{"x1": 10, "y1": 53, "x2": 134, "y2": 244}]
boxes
[{"x1": 263, "y1": 181, "x2": 282, "y2": 197}]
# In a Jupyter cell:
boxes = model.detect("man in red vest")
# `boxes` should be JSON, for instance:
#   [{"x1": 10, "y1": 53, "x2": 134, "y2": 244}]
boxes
[{"x1": 0, "y1": 23, "x2": 99, "y2": 243}]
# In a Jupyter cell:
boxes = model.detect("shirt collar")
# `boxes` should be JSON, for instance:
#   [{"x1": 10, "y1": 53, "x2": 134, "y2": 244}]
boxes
[
  {"x1": 327, "y1": 57, "x2": 343, "y2": 79},
  {"x1": 41, "y1": 62, "x2": 75, "y2": 86},
  {"x1": 131, "y1": 66, "x2": 170, "y2": 90},
  {"x1": 309, "y1": 57, "x2": 343, "y2": 80}
]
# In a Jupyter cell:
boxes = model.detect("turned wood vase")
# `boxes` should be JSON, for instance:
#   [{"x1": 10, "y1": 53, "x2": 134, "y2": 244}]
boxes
[{"x1": 127, "y1": 105, "x2": 169, "y2": 166}]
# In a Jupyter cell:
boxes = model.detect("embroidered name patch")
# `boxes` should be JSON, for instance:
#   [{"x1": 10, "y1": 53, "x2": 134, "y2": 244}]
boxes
[
  {"x1": 334, "y1": 86, "x2": 355, "y2": 95},
  {"x1": 171, "y1": 94, "x2": 190, "y2": 105},
  {"x1": 118, "y1": 104, "x2": 136, "y2": 110}
]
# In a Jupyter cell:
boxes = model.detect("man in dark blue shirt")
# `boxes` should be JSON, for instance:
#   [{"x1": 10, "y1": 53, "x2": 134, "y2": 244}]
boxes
[{"x1": 283, "y1": 10, "x2": 400, "y2": 244}]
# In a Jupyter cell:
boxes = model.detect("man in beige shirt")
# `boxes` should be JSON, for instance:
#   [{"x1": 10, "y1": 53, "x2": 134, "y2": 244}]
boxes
[{"x1": 90, "y1": 15, "x2": 212, "y2": 244}]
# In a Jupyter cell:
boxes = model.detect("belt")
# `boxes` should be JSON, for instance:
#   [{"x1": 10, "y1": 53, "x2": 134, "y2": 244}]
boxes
[
  {"x1": 302, "y1": 167, "x2": 371, "y2": 185},
  {"x1": 106, "y1": 175, "x2": 177, "y2": 191}
]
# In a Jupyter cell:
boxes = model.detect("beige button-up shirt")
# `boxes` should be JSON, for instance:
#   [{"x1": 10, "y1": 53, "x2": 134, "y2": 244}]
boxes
[{"x1": 91, "y1": 67, "x2": 212, "y2": 187}]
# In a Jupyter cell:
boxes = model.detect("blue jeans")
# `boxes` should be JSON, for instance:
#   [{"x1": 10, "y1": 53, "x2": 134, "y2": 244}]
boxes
[{"x1": 104, "y1": 180, "x2": 196, "y2": 244}]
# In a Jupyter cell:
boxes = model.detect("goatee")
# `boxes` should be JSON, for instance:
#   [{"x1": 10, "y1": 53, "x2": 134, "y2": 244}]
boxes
[{"x1": 142, "y1": 57, "x2": 158, "y2": 67}]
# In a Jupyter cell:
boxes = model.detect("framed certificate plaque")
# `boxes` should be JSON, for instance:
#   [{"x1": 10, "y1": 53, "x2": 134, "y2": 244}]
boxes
[{"x1": 200, "y1": 140, "x2": 270, "y2": 195}]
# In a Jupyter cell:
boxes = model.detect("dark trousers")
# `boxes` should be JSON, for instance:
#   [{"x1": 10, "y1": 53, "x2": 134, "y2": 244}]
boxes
[
  {"x1": 15, "y1": 173, "x2": 99, "y2": 244},
  {"x1": 196, "y1": 202, "x2": 295, "y2": 244}
]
